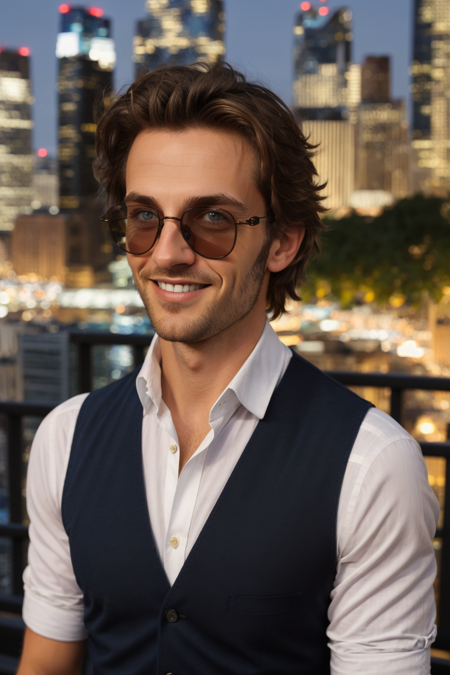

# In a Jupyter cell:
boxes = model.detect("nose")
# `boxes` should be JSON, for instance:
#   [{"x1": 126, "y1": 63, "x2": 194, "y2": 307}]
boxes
[{"x1": 151, "y1": 217, "x2": 196, "y2": 269}]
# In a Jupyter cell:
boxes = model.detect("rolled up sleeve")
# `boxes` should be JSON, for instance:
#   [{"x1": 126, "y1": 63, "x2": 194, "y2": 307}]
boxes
[
  {"x1": 23, "y1": 395, "x2": 89, "y2": 642},
  {"x1": 329, "y1": 410, "x2": 440, "y2": 674}
]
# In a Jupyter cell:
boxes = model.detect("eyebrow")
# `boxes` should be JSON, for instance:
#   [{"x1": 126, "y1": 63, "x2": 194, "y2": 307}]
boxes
[{"x1": 124, "y1": 191, "x2": 249, "y2": 213}]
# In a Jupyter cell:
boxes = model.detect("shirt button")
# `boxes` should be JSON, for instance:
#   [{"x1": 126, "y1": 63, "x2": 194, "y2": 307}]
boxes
[
  {"x1": 169, "y1": 443, "x2": 178, "y2": 454},
  {"x1": 169, "y1": 536, "x2": 179, "y2": 549}
]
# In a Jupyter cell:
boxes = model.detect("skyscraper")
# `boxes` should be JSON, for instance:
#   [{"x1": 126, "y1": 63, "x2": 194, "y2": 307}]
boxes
[
  {"x1": 32, "y1": 152, "x2": 59, "y2": 211},
  {"x1": 355, "y1": 57, "x2": 408, "y2": 201},
  {"x1": 411, "y1": 0, "x2": 432, "y2": 141},
  {"x1": 133, "y1": 0, "x2": 225, "y2": 76},
  {"x1": 293, "y1": 5, "x2": 353, "y2": 118},
  {"x1": 361, "y1": 56, "x2": 390, "y2": 103},
  {"x1": 293, "y1": 4, "x2": 357, "y2": 211},
  {"x1": 411, "y1": 0, "x2": 450, "y2": 194},
  {"x1": 56, "y1": 4, "x2": 116, "y2": 285},
  {"x1": 0, "y1": 49, "x2": 33, "y2": 241}
]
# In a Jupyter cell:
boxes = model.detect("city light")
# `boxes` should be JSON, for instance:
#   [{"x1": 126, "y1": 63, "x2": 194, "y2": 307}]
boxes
[
  {"x1": 300, "y1": 2, "x2": 311, "y2": 9},
  {"x1": 318, "y1": 6, "x2": 329, "y2": 16},
  {"x1": 416, "y1": 417, "x2": 437, "y2": 436},
  {"x1": 37, "y1": 148, "x2": 48, "y2": 158},
  {"x1": 18, "y1": 47, "x2": 30, "y2": 56},
  {"x1": 59, "y1": 4, "x2": 70, "y2": 13},
  {"x1": 397, "y1": 340, "x2": 425, "y2": 358},
  {"x1": 89, "y1": 7, "x2": 104, "y2": 17}
]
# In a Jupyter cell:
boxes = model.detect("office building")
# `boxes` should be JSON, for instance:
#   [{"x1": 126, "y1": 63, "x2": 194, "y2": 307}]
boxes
[
  {"x1": 56, "y1": 4, "x2": 115, "y2": 285},
  {"x1": 0, "y1": 49, "x2": 33, "y2": 237},
  {"x1": 133, "y1": 0, "x2": 225, "y2": 75},
  {"x1": 301, "y1": 119, "x2": 355, "y2": 212},
  {"x1": 354, "y1": 57, "x2": 408, "y2": 201},
  {"x1": 293, "y1": 5, "x2": 354, "y2": 117},
  {"x1": 11, "y1": 212, "x2": 67, "y2": 280},
  {"x1": 411, "y1": 0, "x2": 432, "y2": 141},
  {"x1": 18, "y1": 332, "x2": 70, "y2": 403},
  {"x1": 361, "y1": 56, "x2": 390, "y2": 102},
  {"x1": 411, "y1": 0, "x2": 450, "y2": 194},
  {"x1": 32, "y1": 153, "x2": 59, "y2": 210},
  {"x1": 293, "y1": 4, "x2": 356, "y2": 211}
]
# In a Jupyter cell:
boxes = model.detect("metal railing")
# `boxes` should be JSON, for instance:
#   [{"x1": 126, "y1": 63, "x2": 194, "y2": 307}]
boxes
[{"x1": 0, "y1": 334, "x2": 449, "y2": 672}]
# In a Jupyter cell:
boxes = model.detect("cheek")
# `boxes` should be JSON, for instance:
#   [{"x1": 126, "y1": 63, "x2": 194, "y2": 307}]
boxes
[{"x1": 126, "y1": 253, "x2": 146, "y2": 278}]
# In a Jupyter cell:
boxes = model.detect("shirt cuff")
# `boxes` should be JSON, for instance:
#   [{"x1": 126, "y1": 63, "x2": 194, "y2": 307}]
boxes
[
  {"x1": 330, "y1": 646, "x2": 432, "y2": 675},
  {"x1": 22, "y1": 590, "x2": 88, "y2": 642}
]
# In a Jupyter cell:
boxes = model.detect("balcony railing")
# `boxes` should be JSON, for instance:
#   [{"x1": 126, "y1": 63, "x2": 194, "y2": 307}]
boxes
[{"x1": 0, "y1": 333, "x2": 449, "y2": 673}]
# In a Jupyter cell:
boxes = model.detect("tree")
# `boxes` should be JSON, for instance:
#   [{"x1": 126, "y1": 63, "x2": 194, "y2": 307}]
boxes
[{"x1": 304, "y1": 194, "x2": 450, "y2": 307}]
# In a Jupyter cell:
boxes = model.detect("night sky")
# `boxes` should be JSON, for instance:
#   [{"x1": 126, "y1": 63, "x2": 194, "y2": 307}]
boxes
[{"x1": 2, "y1": 0, "x2": 412, "y2": 156}]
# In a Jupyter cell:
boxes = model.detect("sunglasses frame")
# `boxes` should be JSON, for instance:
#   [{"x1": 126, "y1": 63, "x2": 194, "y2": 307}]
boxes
[{"x1": 100, "y1": 202, "x2": 269, "y2": 260}]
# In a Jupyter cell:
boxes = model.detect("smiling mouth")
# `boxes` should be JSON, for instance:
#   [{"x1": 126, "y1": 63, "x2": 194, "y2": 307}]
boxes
[{"x1": 155, "y1": 281, "x2": 209, "y2": 293}]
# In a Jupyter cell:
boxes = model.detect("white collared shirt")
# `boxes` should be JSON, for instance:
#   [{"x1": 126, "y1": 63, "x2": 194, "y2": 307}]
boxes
[{"x1": 23, "y1": 322, "x2": 439, "y2": 674}]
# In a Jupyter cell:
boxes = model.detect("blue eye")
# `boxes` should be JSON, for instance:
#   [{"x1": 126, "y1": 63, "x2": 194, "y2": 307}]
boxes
[
  {"x1": 206, "y1": 211, "x2": 224, "y2": 222},
  {"x1": 138, "y1": 211, "x2": 158, "y2": 222}
]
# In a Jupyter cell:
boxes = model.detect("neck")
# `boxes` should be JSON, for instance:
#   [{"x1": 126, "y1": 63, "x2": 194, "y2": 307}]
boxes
[{"x1": 160, "y1": 311, "x2": 266, "y2": 416}]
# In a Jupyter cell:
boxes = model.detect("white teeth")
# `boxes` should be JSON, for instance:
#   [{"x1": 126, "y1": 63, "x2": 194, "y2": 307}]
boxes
[{"x1": 158, "y1": 281, "x2": 203, "y2": 293}]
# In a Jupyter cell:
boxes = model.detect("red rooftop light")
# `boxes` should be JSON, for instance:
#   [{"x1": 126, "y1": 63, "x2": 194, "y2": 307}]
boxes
[
  {"x1": 59, "y1": 4, "x2": 70, "y2": 12},
  {"x1": 89, "y1": 7, "x2": 104, "y2": 17},
  {"x1": 18, "y1": 47, "x2": 30, "y2": 57},
  {"x1": 319, "y1": 6, "x2": 329, "y2": 15},
  {"x1": 37, "y1": 148, "x2": 48, "y2": 158},
  {"x1": 300, "y1": 2, "x2": 311, "y2": 10}
]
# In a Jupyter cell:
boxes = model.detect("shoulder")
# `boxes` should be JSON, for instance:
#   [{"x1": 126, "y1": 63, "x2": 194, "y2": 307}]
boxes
[
  {"x1": 35, "y1": 393, "x2": 89, "y2": 446},
  {"x1": 353, "y1": 407, "x2": 416, "y2": 454},
  {"x1": 28, "y1": 394, "x2": 89, "y2": 508},
  {"x1": 350, "y1": 407, "x2": 424, "y2": 471},
  {"x1": 343, "y1": 408, "x2": 439, "y2": 536},
  {"x1": 290, "y1": 352, "x2": 372, "y2": 406},
  {"x1": 337, "y1": 408, "x2": 439, "y2": 557}
]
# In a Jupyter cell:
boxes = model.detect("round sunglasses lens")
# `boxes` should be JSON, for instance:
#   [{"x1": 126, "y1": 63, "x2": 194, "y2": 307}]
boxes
[
  {"x1": 126, "y1": 205, "x2": 159, "y2": 253},
  {"x1": 109, "y1": 204, "x2": 159, "y2": 254},
  {"x1": 182, "y1": 208, "x2": 236, "y2": 258}
]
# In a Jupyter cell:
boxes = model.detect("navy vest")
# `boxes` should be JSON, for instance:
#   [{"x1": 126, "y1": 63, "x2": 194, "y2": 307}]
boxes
[{"x1": 62, "y1": 352, "x2": 372, "y2": 675}]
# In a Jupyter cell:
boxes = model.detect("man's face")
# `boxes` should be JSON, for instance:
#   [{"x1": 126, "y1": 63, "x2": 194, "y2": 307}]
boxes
[{"x1": 125, "y1": 127, "x2": 273, "y2": 343}]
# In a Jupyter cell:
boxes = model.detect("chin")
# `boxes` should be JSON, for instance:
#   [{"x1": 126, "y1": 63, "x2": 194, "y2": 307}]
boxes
[{"x1": 151, "y1": 317, "x2": 220, "y2": 344}]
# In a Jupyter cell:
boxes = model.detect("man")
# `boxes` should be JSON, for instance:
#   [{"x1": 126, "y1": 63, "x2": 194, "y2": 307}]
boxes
[{"x1": 19, "y1": 63, "x2": 438, "y2": 675}]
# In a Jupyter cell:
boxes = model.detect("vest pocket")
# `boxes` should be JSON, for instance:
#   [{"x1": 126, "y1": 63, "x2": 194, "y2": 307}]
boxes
[{"x1": 228, "y1": 591, "x2": 303, "y2": 615}]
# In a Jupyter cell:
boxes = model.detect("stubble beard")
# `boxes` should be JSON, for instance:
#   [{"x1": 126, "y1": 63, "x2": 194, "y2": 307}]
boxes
[{"x1": 136, "y1": 238, "x2": 272, "y2": 344}]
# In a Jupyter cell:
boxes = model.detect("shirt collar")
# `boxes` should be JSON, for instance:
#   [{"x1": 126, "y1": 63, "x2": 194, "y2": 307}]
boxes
[
  {"x1": 136, "y1": 321, "x2": 292, "y2": 421},
  {"x1": 216, "y1": 321, "x2": 291, "y2": 420},
  {"x1": 136, "y1": 335, "x2": 163, "y2": 414}
]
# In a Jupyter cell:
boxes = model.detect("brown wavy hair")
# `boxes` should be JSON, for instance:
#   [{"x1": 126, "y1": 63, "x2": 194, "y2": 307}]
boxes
[{"x1": 94, "y1": 62, "x2": 326, "y2": 318}]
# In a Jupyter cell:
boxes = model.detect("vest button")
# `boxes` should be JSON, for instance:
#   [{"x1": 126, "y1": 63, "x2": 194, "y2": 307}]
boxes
[{"x1": 164, "y1": 609, "x2": 179, "y2": 623}]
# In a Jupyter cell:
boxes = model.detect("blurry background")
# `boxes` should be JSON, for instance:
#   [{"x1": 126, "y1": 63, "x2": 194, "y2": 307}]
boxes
[{"x1": 1, "y1": 1, "x2": 450, "y2": 670}]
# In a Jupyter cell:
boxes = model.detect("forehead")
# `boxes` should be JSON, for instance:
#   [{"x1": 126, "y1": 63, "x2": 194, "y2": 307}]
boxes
[{"x1": 125, "y1": 127, "x2": 260, "y2": 202}]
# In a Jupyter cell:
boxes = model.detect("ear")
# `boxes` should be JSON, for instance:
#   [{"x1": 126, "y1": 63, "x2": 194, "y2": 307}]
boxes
[{"x1": 267, "y1": 226, "x2": 305, "y2": 273}]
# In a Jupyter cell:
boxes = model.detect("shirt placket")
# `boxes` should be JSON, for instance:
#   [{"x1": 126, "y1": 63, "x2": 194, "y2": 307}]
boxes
[{"x1": 163, "y1": 446, "x2": 209, "y2": 584}]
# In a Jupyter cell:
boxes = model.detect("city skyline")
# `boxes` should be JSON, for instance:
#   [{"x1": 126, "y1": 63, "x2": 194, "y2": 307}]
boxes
[{"x1": 2, "y1": 0, "x2": 411, "y2": 156}]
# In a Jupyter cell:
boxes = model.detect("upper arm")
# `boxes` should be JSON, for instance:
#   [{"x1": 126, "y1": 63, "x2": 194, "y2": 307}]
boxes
[
  {"x1": 23, "y1": 397, "x2": 89, "y2": 642},
  {"x1": 17, "y1": 628, "x2": 87, "y2": 675},
  {"x1": 329, "y1": 412, "x2": 440, "y2": 674}
]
